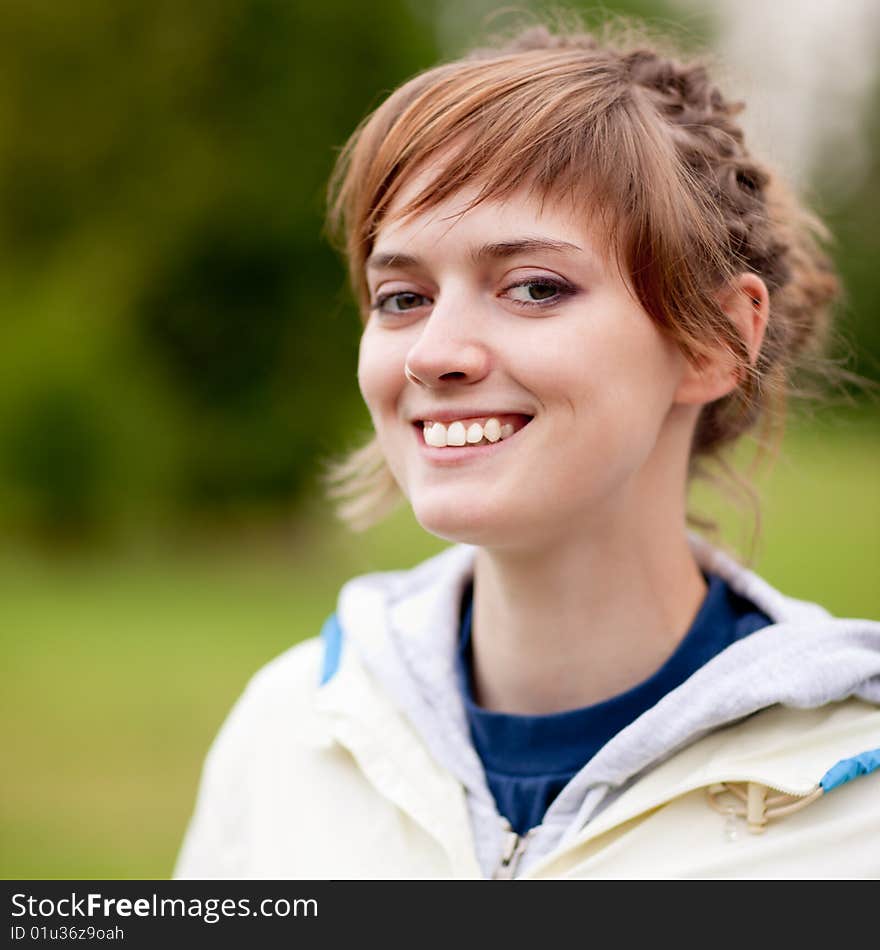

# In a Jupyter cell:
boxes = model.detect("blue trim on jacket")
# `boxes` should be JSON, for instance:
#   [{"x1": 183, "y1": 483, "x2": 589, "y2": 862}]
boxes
[
  {"x1": 319, "y1": 613, "x2": 344, "y2": 685},
  {"x1": 820, "y1": 748, "x2": 880, "y2": 792}
]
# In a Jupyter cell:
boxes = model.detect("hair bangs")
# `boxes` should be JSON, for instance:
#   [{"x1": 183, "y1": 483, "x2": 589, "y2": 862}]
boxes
[{"x1": 337, "y1": 49, "x2": 658, "y2": 311}]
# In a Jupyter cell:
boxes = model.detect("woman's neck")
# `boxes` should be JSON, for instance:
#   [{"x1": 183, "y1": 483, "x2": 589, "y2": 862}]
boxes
[{"x1": 470, "y1": 519, "x2": 708, "y2": 716}]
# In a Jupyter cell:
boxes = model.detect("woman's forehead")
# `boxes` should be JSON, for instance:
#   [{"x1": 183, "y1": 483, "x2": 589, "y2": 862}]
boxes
[{"x1": 372, "y1": 180, "x2": 615, "y2": 278}]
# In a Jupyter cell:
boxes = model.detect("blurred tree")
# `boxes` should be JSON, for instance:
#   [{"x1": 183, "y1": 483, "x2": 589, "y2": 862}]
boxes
[
  {"x1": 0, "y1": 0, "x2": 437, "y2": 538},
  {"x1": 822, "y1": 70, "x2": 880, "y2": 387},
  {"x1": 3, "y1": 385, "x2": 106, "y2": 537}
]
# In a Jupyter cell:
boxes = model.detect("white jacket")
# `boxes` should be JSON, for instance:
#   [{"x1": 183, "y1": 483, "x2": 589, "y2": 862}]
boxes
[{"x1": 175, "y1": 535, "x2": 880, "y2": 879}]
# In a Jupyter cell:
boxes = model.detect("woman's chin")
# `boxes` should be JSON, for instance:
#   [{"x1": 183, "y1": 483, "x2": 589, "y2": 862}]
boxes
[{"x1": 410, "y1": 494, "x2": 521, "y2": 548}]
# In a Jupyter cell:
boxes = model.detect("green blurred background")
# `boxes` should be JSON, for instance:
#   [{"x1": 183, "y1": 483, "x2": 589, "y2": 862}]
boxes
[{"x1": 1, "y1": 0, "x2": 878, "y2": 878}]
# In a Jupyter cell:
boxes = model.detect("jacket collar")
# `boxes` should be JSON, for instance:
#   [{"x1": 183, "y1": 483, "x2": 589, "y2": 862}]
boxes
[{"x1": 329, "y1": 534, "x2": 880, "y2": 876}]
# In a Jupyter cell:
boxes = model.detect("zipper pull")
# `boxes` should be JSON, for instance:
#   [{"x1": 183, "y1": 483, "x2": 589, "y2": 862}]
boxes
[
  {"x1": 746, "y1": 782, "x2": 768, "y2": 834},
  {"x1": 493, "y1": 827, "x2": 527, "y2": 880}
]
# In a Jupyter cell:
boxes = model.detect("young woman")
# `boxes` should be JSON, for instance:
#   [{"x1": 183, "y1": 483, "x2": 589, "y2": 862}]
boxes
[{"x1": 175, "y1": 22, "x2": 880, "y2": 879}]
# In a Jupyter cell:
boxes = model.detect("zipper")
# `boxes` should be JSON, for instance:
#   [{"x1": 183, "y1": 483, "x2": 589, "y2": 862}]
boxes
[
  {"x1": 706, "y1": 780, "x2": 823, "y2": 836},
  {"x1": 492, "y1": 820, "x2": 531, "y2": 880}
]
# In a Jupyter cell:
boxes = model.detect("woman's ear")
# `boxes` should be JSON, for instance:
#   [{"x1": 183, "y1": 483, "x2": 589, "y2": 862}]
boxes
[{"x1": 673, "y1": 273, "x2": 769, "y2": 406}]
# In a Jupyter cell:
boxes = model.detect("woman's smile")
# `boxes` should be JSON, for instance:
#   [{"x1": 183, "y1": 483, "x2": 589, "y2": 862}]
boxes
[{"x1": 414, "y1": 414, "x2": 534, "y2": 465}]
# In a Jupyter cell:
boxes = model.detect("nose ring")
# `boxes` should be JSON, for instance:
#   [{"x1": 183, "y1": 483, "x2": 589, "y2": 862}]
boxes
[{"x1": 404, "y1": 364, "x2": 420, "y2": 385}]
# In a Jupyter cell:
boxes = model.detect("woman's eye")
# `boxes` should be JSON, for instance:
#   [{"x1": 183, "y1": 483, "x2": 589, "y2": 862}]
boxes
[
  {"x1": 373, "y1": 291, "x2": 430, "y2": 314},
  {"x1": 503, "y1": 279, "x2": 572, "y2": 307}
]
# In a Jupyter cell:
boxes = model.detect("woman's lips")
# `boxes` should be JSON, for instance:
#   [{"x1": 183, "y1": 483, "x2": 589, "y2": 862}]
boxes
[{"x1": 413, "y1": 416, "x2": 532, "y2": 464}]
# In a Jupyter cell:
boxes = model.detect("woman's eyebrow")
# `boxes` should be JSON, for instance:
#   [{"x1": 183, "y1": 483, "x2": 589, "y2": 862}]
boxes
[
  {"x1": 366, "y1": 251, "x2": 421, "y2": 271},
  {"x1": 366, "y1": 238, "x2": 584, "y2": 272},
  {"x1": 470, "y1": 238, "x2": 584, "y2": 262}
]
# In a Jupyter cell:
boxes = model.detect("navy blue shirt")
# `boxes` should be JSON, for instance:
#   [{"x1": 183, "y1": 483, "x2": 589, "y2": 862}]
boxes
[{"x1": 456, "y1": 573, "x2": 773, "y2": 835}]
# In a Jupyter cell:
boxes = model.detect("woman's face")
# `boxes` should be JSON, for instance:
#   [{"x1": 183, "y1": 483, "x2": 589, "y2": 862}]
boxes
[{"x1": 357, "y1": 175, "x2": 695, "y2": 550}]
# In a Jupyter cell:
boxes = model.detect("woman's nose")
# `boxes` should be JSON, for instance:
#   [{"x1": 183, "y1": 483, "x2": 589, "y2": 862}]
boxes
[{"x1": 403, "y1": 297, "x2": 492, "y2": 388}]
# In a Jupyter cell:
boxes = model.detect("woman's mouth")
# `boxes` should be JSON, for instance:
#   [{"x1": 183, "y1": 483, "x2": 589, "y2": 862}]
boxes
[{"x1": 413, "y1": 414, "x2": 533, "y2": 461}]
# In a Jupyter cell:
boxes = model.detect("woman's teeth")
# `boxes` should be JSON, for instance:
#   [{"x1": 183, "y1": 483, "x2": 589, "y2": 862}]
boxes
[{"x1": 422, "y1": 418, "x2": 516, "y2": 447}]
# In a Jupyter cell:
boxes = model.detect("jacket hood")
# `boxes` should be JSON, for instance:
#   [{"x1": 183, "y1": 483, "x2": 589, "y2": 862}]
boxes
[{"x1": 333, "y1": 533, "x2": 880, "y2": 875}]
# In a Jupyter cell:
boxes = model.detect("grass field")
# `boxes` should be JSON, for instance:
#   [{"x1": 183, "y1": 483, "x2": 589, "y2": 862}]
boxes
[{"x1": 1, "y1": 407, "x2": 878, "y2": 878}]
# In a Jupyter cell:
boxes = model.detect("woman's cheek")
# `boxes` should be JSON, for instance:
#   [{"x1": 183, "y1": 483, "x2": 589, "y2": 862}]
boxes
[{"x1": 356, "y1": 335, "x2": 390, "y2": 416}]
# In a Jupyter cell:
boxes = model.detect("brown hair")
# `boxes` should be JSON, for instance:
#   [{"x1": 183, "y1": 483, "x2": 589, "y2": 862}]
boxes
[{"x1": 322, "y1": 19, "x2": 844, "y2": 551}]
